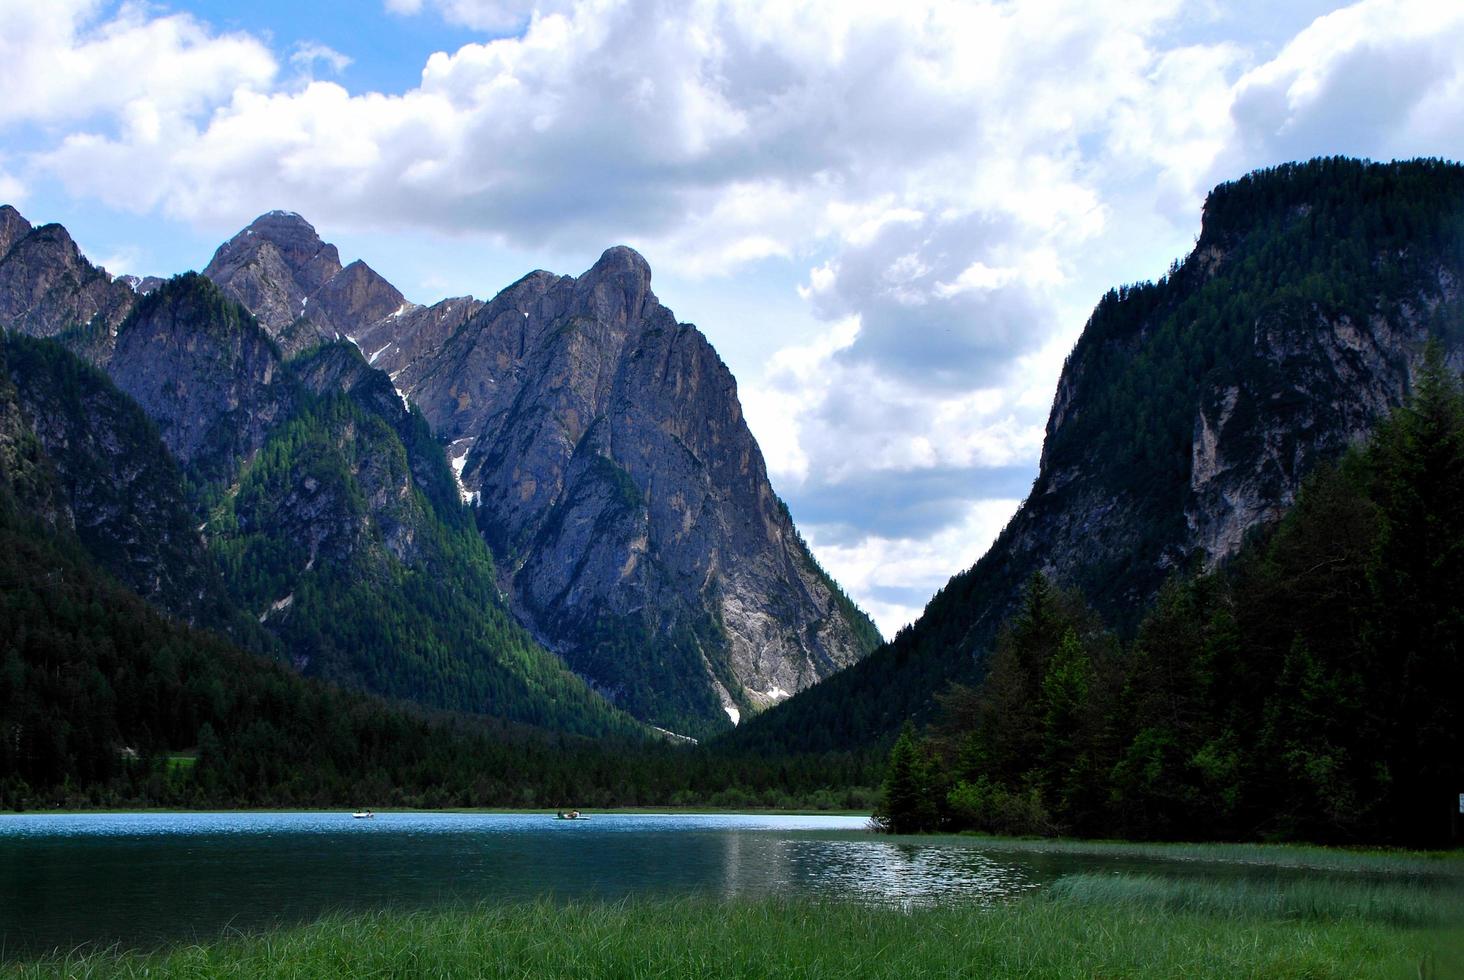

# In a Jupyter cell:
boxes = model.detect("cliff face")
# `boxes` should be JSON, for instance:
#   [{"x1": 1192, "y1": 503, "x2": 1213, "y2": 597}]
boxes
[
  {"x1": 108, "y1": 274, "x2": 298, "y2": 486},
  {"x1": 0, "y1": 203, "x2": 877, "y2": 737},
  {"x1": 731, "y1": 157, "x2": 1464, "y2": 754},
  {"x1": 391, "y1": 247, "x2": 875, "y2": 731},
  {"x1": 197, "y1": 216, "x2": 878, "y2": 735},
  {"x1": 0, "y1": 207, "x2": 135, "y2": 349},
  {"x1": 0, "y1": 330, "x2": 245, "y2": 630}
]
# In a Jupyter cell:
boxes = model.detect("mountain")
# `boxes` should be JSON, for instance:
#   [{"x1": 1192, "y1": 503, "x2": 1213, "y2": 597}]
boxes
[
  {"x1": 0, "y1": 206, "x2": 876, "y2": 738},
  {"x1": 731, "y1": 156, "x2": 1464, "y2": 755},
  {"x1": 0, "y1": 206, "x2": 134, "y2": 356},
  {"x1": 198, "y1": 214, "x2": 880, "y2": 736},
  {"x1": 0, "y1": 329, "x2": 247, "y2": 633},
  {"x1": 0, "y1": 225, "x2": 640, "y2": 739}
]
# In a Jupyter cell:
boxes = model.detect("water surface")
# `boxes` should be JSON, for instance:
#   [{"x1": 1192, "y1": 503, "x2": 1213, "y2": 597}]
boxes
[{"x1": 0, "y1": 810, "x2": 1431, "y2": 958}]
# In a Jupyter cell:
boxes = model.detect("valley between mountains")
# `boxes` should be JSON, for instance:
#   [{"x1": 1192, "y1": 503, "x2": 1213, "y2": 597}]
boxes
[
  {"x1": 0, "y1": 205, "x2": 878, "y2": 742},
  {"x1": 1, "y1": 158, "x2": 1462, "y2": 845}
]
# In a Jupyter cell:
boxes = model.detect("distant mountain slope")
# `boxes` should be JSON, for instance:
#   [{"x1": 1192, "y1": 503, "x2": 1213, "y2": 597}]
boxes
[
  {"x1": 0, "y1": 206, "x2": 134, "y2": 346},
  {"x1": 729, "y1": 157, "x2": 1464, "y2": 755},
  {"x1": 0, "y1": 227, "x2": 641, "y2": 739},
  {"x1": 0, "y1": 330, "x2": 245, "y2": 633},
  {"x1": 196, "y1": 215, "x2": 880, "y2": 737}
]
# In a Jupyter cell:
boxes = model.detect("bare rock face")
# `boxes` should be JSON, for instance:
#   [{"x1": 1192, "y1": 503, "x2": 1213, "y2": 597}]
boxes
[
  {"x1": 203, "y1": 216, "x2": 879, "y2": 734},
  {"x1": 0, "y1": 329, "x2": 240, "y2": 628},
  {"x1": 0, "y1": 212, "x2": 135, "y2": 347},
  {"x1": 0, "y1": 205, "x2": 31, "y2": 257},
  {"x1": 202, "y1": 211, "x2": 408, "y2": 358},
  {"x1": 384, "y1": 247, "x2": 877, "y2": 732},
  {"x1": 108, "y1": 273, "x2": 296, "y2": 485}
]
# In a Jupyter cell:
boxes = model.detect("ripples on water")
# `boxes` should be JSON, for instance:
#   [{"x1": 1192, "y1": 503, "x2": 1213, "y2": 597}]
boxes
[
  {"x1": 0, "y1": 812, "x2": 1047, "y2": 956},
  {"x1": 4, "y1": 810, "x2": 1381, "y2": 957},
  {"x1": 785, "y1": 839, "x2": 1040, "y2": 907}
]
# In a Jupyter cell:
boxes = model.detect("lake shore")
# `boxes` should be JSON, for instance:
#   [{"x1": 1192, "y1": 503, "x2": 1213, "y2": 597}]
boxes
[
  {"x1": 14, "y1": 878, "x2": 1463, "y2": 979},
  {"x1": 0, "y1": 805, "x2": 874, "y2": 817}
]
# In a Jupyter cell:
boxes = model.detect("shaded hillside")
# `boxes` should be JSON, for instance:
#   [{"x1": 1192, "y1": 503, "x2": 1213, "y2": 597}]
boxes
[
  {"x1": 730, "y1": 157, "x2": 1464, "y2": 755},
  {"x1": 0, "y1": 258, "x2": 640, "y2": 738},
  {"x1": 881, "y1": 351, "x2": 1464, "y2": 847}
]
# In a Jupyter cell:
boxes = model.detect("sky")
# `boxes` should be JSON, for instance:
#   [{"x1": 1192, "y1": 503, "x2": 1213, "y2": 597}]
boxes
[{"x1": 2, "y1": 0, "x2": 1462, "y2": 636}]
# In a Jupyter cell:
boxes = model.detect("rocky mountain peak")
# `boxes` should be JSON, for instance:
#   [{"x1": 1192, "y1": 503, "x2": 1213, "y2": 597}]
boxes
[
  {"x1": 233, "y1": 210, "x2": 340, "y2": 282},
  {"x1": 0, "y1": 205, "x2": 32, "y2": 258},
  {"x1": 576, "y1": 245, "x2": 653, "y2": 327},
  {"x1": 0, "y1": 209, "x2": 136, "y2": 346},
  {"x1": 203, "y1": 211, "x2": 344, "y2": 347}
]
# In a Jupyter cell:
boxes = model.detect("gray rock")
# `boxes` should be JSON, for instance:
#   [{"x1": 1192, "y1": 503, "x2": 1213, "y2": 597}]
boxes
[
  {"x1": 107, "y1": 273, "x2": 296, "y2": 485},
  {"x1": 392, "y1": 246, "x2": 877, "y2": 730},
  {"x1": 203, "y1": 214, "x2": 879, "y2": 733},
  {"x1": 0, "y1": 219, "x2": 135, "y2": 347}
]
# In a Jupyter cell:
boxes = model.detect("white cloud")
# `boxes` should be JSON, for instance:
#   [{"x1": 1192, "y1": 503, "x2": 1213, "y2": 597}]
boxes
[
  {"x1": 0, "y1": 166, "x2": 23, "y2": 205},
  {"x1": 1222, "y1": 0, "x2": 1464, "y2": 178},
  {"x1": 0, "y1": 0, "x2": 275, "y2": 128},
  {"x1": 290, "y1": 42, "x2": 354, "y2": 80},
  {"x1": 384, "y1": 0, "x2": 566, "y2": 32},
  {"x1": 803, "y1": 497, "x2": 1024, "y2": 636}
]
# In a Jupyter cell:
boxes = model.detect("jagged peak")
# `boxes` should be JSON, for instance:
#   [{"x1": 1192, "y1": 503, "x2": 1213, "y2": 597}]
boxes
[
  {"x1": 247, "y1": 209, "x2": 319, "y2": 235},
  {"x1": 586, "y1": 245, "x2": 651, "y2": 284},
  {"x1": 212, "y1": 210, "x2": 330, "y2": 260},
  {"x1": 576, "y1": 245, "x2": 653, "y2": 324},
  {"x1": 0, "y1": 204, "x2": 34, "y2": 258}
]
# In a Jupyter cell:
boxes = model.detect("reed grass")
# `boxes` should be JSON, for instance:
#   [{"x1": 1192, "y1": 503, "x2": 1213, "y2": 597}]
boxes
[
  {"x1": 16, "y1": 872, "x2": 1463, "y2": 979},
  {"x1": 957, "y1": 834, "x2": 1464, "y2": 877}
]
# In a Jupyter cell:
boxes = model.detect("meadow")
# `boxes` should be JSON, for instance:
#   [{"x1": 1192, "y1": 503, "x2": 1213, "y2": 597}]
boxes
[{"x1": 16, "y1": 853, "x2": 1462, "y2": 979}]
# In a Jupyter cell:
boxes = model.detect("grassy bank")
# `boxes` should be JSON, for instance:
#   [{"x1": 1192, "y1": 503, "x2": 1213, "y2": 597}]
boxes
[
  {"x1": 955, "y1": 835, "x2": 1464, "y2": 876},
  {"x1": 17, "y1": 873, "x2": 1464, "y2": 979}
]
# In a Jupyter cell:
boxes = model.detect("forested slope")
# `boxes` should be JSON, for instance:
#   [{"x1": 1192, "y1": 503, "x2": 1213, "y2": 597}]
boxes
[{"x1": 730, "y1": 157, "x2": 1464, "y2": 757}]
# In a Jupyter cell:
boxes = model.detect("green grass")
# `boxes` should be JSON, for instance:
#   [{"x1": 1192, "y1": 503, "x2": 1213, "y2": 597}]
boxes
[
  {"x1": 955, "y1": 834, "x2": 1464, "y2": 877},
  {"x1": 15, "y1": 875, "x2": 1464, "y2": 979}
]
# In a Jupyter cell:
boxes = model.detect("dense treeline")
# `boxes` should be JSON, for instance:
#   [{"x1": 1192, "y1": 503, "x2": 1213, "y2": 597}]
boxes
[
  {"x1": 0, "y1": 501, "x2": 877, "y2": 811},
  {"x1": 876, "y1": 351, "x2": 1464, "y2": 846},
  {"x1": 730, "y1": 157, "x2": 1464, "y2": 759}
]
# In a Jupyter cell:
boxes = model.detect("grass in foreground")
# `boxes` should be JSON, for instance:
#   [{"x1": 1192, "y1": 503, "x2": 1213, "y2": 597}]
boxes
[
  {"x1": 955, "y1": 835, "x2": 1464, "y2": 877},
  {"x1": 17, "y1": 873, "x2": 1464, "y2": 979}
]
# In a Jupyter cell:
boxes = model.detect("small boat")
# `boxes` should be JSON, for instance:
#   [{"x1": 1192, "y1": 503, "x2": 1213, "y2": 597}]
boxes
[
  {"x1": 555, "y1": 809, "x2": 587, "y2": 820},
  {"x1": 352, "y1": 810, "x2": 375, "y2": 819}
]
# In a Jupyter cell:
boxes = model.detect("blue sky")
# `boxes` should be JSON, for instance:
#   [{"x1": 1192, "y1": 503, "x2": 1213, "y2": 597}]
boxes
[{"x1": 3, "y1": 0, "x2": 1462, "y2": 634}]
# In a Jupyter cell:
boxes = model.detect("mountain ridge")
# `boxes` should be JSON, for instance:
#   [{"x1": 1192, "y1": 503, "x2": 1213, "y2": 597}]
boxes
[
  {"x1": 0, "y1": 203, "x2": 879, "y2": 737},
  {"x1": 729, "y1": 156, "x2": 1464, "y2": 755}
]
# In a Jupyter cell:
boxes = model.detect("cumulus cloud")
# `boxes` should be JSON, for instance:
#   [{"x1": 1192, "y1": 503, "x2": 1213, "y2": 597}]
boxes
[
  {"x1": 802, "y1": 498, "x2": 1026, "y2": 636},
  {"x1": 1221, "y1": 0, "x2": 1464, "y2": 178},
  {"x1": 0, "y1": 163, "x2": 23, "y2": 205},
  {"x1": 0, "y1": 0, "x2": 275, "y2": 128}
]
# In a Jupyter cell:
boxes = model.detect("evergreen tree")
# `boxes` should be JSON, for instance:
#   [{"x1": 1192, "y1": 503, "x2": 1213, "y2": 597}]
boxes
[{"x1": 874, "y1": 723, "x2": 938, "y2": 834}]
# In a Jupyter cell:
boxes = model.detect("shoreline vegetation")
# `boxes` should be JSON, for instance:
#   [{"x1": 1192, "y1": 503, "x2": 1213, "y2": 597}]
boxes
[
  {"x1": 13, "y1": 873, "x2": 1462, "y2": 978},
  {"x1": 0, "y1": 806, "x2": 875, "y2": 817},
  {"x1": 6, "y1": 834, "x2": 1461, "y2": 976}
]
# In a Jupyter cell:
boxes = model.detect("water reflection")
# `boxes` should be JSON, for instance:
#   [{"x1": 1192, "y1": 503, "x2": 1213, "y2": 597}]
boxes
[
  {"x1": 0, "y1": 813, "x2": 1220, "y2": 957},
  {"x1": 788, "y1": 839, "x2": 1039, "y2": 906}
]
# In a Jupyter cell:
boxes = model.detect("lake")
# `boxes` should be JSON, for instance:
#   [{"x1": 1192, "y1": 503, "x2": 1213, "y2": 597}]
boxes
[{"x1": 0, "y1": 810, "x2": 1436, "y2": 959}]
